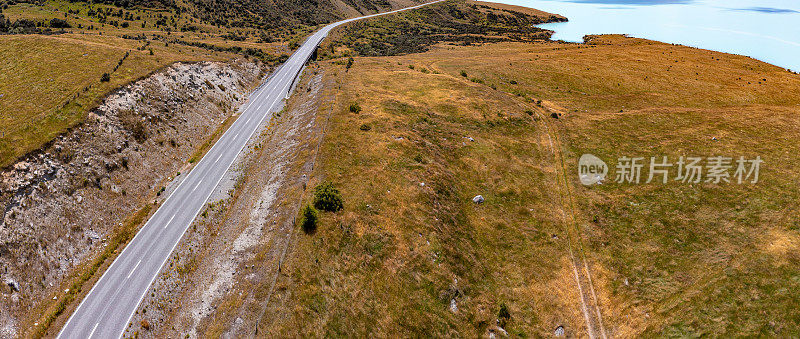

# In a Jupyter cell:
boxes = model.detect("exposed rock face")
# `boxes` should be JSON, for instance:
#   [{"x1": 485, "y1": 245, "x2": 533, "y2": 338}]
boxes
[{"x1": 0, "y1": 59, "x2": 265, "y2": 336}]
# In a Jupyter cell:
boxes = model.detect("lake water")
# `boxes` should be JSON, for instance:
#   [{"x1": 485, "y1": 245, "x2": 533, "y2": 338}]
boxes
[{"x1": 494, "y1": 0, "x2": 800, "y2": 72}]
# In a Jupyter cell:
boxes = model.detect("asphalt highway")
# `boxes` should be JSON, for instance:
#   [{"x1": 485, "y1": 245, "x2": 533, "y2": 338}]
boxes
[{"x1": 57, "y1": 2, "x2": 438, "y2": 338}]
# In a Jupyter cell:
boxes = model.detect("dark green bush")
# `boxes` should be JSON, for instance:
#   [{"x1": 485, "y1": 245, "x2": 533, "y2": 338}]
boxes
[
  {"x1": 359, "y1": 124, "x2": 371, "y2": 131},
  {"x1": 498, "y1": 302, "x2": 511, "y2": 327},
  {"x1": 460, "y1": 70, "x2": 467, "y2": 77},
  {"x1": 313, "y1": 182, "x2": 343, "y2": 212},
  {"x1": 300, "y1": 204, "x2": 318, "y2": 234},
  {"x1": 100, "y1": 73, "x2": 111, "y2": 82}
]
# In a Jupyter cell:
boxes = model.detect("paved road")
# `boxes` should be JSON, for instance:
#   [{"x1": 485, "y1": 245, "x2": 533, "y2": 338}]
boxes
[{"x1": 57, "y1": 2, "x2": 438, "y2": 338}]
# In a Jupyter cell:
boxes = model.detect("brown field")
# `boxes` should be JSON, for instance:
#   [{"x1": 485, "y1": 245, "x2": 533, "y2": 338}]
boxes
[{"x1": 270, "y1": 35, "x2": 800, "y2": 337}]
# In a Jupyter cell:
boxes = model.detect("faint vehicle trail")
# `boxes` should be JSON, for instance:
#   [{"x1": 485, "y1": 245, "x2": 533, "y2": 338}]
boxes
[{"x1": 534, "y1": 103, "x2": 609, "y2": 339}]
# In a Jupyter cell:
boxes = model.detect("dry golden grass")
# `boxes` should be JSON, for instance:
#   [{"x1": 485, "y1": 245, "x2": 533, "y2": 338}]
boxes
[
  {"x1": 0, "y1": 0, "x2": 283, "y2": 167},
  {"x1": 276, "y1": 35, "x2": 800, "y2": 337},
  {"x1": 0, "y1": 33, "x2": 218, "y2": 167},
  {"x1": 270, "y1": 55, "x2": 590, "y2": 336},
  {"x1": 473, "y1": 0, "x2": 566, "y2": 20}
]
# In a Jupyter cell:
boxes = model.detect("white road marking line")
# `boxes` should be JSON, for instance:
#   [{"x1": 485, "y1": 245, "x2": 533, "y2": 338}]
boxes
[
  {"x1": 193, "y1": 179, "x2": 203, "y2": 192},
  {"x1": 58, "y1": 4, "x2": 442, "y2": 339},
  {"x1": 164, "y1": 215, "x2": 175, "y2": 229},
  {"x1": 89, "y1": 323, "x2": 99, "y2": 338},
  {"x1": 126, "y1": 260, "x2": 142, "y2": 279},
  {"x1": 215, "y1": 152, "x2": 223, "y2": 163}
]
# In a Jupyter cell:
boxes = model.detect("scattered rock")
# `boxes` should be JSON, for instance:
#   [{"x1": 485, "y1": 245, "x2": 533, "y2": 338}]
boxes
[
  {"x1": 449, "y1": 299, "x2": 458, "y2": 313},
  {"x1": 13, "y1": 162, "x2": 29, "y2": 172},
  {"x1": 554, "y1": 325, "x2": 565, "y2": 337},
  {"x1": 472, "y1": 195, "x2": 484, "y2": 204},
  {"x1": 496, "y1": 326, "x2": 508, "y2": 336},
  {"x1": 86, "y1": 230, "x2": 100, "y2": 240},
  {"x1": 5, "y1": 279, "x2": 19, "y2": 292},
  {"x1": 419, "y1": 182, "x2": 425, "y2": 187}
]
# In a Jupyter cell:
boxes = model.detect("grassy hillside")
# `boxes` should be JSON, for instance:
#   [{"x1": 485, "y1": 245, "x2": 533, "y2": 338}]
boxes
[
  {"x1": 272, "y1": 31, "x2": 800, "y2": 338},
  {"x1": 0, "y1": 0, "x2": 424, "y2": 168},
  {"x1": 323, "y1": 0, "x2": 564, "y2": 56}
]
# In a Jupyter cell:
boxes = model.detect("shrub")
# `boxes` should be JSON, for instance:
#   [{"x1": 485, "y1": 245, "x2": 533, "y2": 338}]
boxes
[
  {"x1": 346, "y1": 57, "x2": 354, "y2": 69},
  {"x1": 348, "y1": 102, "x2": 361, "y2": 113},
  {"x1": 119, "y1": 109, "x2": 147, "y2": 142},
  {"x1": 460, "y1": 70, "x2": 467, "y2": 77},
  {"x1": 359, "y1": 123, "x2": 371, "y2": 131},
  {"x1": 49, "y1": 18, "x2": 71, "y2": 28},
  {"x1": 300, "y1": 204, "x2": 318, "y2": 234},
  {"x1": 313, "y1": 182, "x2": 343, "y2": 212},
  {"x1": 420, "y1": 67, "x2": 429, "y2": 73},
  {"x1": 498, "y1": 303, "x2": 511, "y2": 327},
  {"x1": 100, "y1": 73, "x2": 111, "y2": 82}
]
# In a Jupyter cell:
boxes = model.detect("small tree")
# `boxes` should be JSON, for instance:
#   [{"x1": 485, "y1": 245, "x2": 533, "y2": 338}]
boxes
[
  {"x1": 100, "y1": 73, "x2": 111, "y2": 82},
  {"x1": 300, "y1": 204, "x2": 318, "y2": 234},
  {"x1": 346, "y1": 57, "x2": 354, "y2": 70},
  {"x1": 313, "y1": 182, "x2": 343, "y2": 212}
]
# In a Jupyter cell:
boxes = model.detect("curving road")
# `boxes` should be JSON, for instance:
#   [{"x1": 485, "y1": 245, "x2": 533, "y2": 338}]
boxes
[{"x1": 57, "y1": 2, "x2": 439, "y2": 338}]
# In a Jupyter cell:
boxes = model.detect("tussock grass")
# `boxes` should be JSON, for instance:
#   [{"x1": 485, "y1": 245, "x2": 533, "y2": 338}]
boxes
[
  {"x1": 274, "y1": 55, "x2": 581, "y2": 336},
  {"x1": 276, "y1": 35, "x2": 800, "y2": 337},
  {"x1": 403, "y1": 35, "x2": 800, "y2": 336}
]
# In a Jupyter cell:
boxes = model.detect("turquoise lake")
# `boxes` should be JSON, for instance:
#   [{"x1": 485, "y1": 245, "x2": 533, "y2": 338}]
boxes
[{"x1": 495, "y1": 0, "x2": 800, "y2": 71}]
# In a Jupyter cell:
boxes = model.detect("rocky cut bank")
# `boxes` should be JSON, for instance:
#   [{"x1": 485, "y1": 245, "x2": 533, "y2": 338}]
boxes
[{"x1": 0, "y1": 58, "x2": 266, "y2": 337}]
